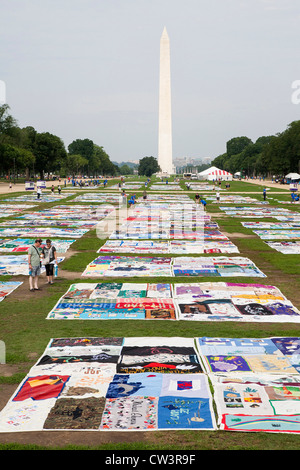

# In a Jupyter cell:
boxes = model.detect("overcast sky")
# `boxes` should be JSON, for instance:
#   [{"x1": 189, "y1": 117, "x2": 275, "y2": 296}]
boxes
[{"x1": 1, "y1": 0, "x2": 300, "y2": 163}]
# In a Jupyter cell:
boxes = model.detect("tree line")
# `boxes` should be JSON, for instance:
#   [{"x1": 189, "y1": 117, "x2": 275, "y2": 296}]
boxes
[
  {"x1": 0, "y1": 104, "x2": 120, "y2": 179},
  {"x1": 211, "y1": 120, "x2": 300, "y2": 177}
]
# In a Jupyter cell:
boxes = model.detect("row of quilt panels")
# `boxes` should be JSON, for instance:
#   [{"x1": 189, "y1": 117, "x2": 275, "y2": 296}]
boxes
[
  {"x1": 0, "y1": 238, "x2": 75, "y2": 253},
  {"x1": 98, "y1": 239, "x2": 239, "y2": 254},
  {"x1": 0, "y1": 255, "x2": 65, "y2": 276},
  {"x1": 219, "y1": 206, "x2": 299, "y2": 219},
  {"x1": 71, "y1": 193, "x2": 125, "y2": 204},
  {"x1": 46, "y1": 281, "x2": 300, "y2": 322},
  {"x1": 150, "y1": 184, "x2": 182, "y2": 190},
  {"x1": 0, "y1": 236, "x2": 239, "y2": 257},
  {"x1": 1, "y1": 336, "x2": 300, "y2": 433},
  {"x1": 0, "y1": 227, "x2": 88, "y2": 239},
  {"x1": 124, "y1": 203, "x2": 209, "y2": 222},
  {"x1": 0, "y1": 204, "x2": 37, "y2": 218},
  {"x1": 136, "y1": 195, "x2": 196, "y2": 203},
  {"x1": 128, "y1": 201, "x2": 206, "y2": 211},
  {"x1": 265, "y1": 241, "x2": 300, "y2": 254},
  {"x1": 0, "y1": 219, "x2": 99, "y2": 229},
  {"x1": 109, "y1": 230, "x2": 231, "y2": 241},
  {"x1": 81, "y1": 255, "x2": 266, "y2": 278},
  {"x1": 110, "y1": 184, "x2": 143, "y2": 189},
  {"x1": 16, "y1": 204, "x2": 116, "y2": 221},
  {"x1": 241, "y1": 221, "x2": 300, "y2": 240},
  {"x1": 3, "y1": 192, "x2": 75, "y2": 203},
  {"x1": 0, "y1": 203, "x2": 116, "y2": 234},
  {"x1": 113, "y1": 203, "x2": 215, "y2": 240},
  {"x1": 184, "y1": 184, "x2": 225, "y2": 191},
  {"x1": 201, "y1": 195, "x2": 269, "y2": 204}
]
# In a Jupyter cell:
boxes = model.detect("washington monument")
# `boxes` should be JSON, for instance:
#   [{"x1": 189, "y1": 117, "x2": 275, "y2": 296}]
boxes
[{"x1": 158, "y1": 27, "x2": 173, "y2": 175}]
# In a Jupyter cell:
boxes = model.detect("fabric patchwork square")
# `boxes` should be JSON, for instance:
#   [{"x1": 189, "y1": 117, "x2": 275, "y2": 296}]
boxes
[
  {"x1": 13, "y1": 375, "x2": 70, "y2": 401},
  {"x1": 43, "y1": 397, "x2": 106, "y2": 429},
  {"x1": 204, "y1": 356, "x2": 252, "y2": 374},
  {"x1": 222, "y1": 413, "x2": 300, "y2": 433},
  {"x1": 100, "y1": 397, "x2": 158, "y2": 430},
  {"x1": 157, "y1": 396, "x2": 215, "y2": 429}
]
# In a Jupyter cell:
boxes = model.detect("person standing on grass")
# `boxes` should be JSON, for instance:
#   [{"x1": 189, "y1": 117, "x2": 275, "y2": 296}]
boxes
[
  {"x1": 42, "y1": 239, "x2": 58, "y2": 284},
  {"x1": 263, "y1": 187, "x2": 267, "y2": 201},
  {"x1": 28, "y1": 239, "x2": 42, "y2": 291},
  {"x1": 37, "y1": 186, "x2": 42, "y2": 199}
]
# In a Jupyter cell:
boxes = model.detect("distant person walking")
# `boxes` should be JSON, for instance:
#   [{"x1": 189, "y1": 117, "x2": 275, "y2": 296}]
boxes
[
  {"x1": 263, "y1": 187, "x2": 267, "y2": 201},
  {"x1": 216, "y1": 191, "x2": 220, "y2": 203},
  {"x1": 28, "y1": 239, "x2": 42, "y2": 291},
  {"x1": 37, "y1": 187, "x2": 42, "y2": 199}
]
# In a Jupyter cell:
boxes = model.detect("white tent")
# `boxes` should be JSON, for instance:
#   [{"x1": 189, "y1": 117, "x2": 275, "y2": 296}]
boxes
[
  {"x1": 285, "y1": 172, "x2": 300, "y2": 180},
  {"x1": 197, "y1": 166, "x2": 233, "y2": 181}
]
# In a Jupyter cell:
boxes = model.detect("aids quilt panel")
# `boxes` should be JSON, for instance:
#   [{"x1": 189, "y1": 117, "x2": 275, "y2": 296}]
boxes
[
  {"x1": 196, "y1": 336, "x2": 300, "y2": 433},
  {"x1": 81, "y1": 256, "x2": 266, "y2": 278},
  {"x1": 47, "y1": 281, "x2": 300, "y2": 323},
  {"x1": 0, "y1": 337, "x2": 216, "y2": 432},
  {"x1": 47, "y1": 283, "x2": 177, "y2": 320},
  {"x1": 173, "y1": 282, "x2": 300, "y2": 323}
]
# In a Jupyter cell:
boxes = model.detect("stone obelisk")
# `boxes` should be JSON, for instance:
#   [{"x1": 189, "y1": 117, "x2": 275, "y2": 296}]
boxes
[{"x1": 158, "y1": 27, "x2": 173, "y2": 175}]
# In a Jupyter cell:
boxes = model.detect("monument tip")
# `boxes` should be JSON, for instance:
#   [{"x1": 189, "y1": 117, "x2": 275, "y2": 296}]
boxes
[{"x1": 162, "y1": 26, "x2": 169, "y2": 37}]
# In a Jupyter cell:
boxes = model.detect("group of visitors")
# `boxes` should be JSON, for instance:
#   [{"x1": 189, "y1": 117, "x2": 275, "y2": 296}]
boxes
[{"x1": 28, "y1": 239, "x2": 58, "y2": 291}]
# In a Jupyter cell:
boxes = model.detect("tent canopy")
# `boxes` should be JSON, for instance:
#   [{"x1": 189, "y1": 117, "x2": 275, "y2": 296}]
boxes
[
  {"x1": 198, "y1": 166, "x2": 233, "y2": 181},
  {"x1": 285, "y1": 172, "x2": 300, "y2": 180}
]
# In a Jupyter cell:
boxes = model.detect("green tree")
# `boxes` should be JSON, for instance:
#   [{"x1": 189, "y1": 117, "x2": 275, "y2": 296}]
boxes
[
  {"x1": 138, "y1": 156, "x2": 160, "y2": 177},
  {"x1": 211, "y1": 153, "x2": 228, "y2": 169},
  {"x1": 16, "y1": 148, "x2": 35, "y2": 179},
  {"x1": 68, "y1": 139, "x2": 94, "y2": 160},
  {"x1": 226, "y1": 136, "x2": 253, "y2": 157},
  {"x1": 34, "y1": 132, "x2": 67, "y2": 179},
  {"x1": 66, "y1": 154, "x2": 88, "y2": 177},
  {"x1": 0, "y1": 143, "x2": 19, "y2": 175},
  {"x1": 260, "y1": 122, "x2": 300, "y2": 176},
  {"x1": 119, "y1": 164, "x2": 133, "y2": 175},
  {"x1": 0, "y1": 104, "x2": 18, "y2": 143}
]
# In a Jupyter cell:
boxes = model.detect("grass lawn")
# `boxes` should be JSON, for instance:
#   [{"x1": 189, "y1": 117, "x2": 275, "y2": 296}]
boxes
[{"x1": 0, "y1": 182, "x2": 300, "y2": 450}]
